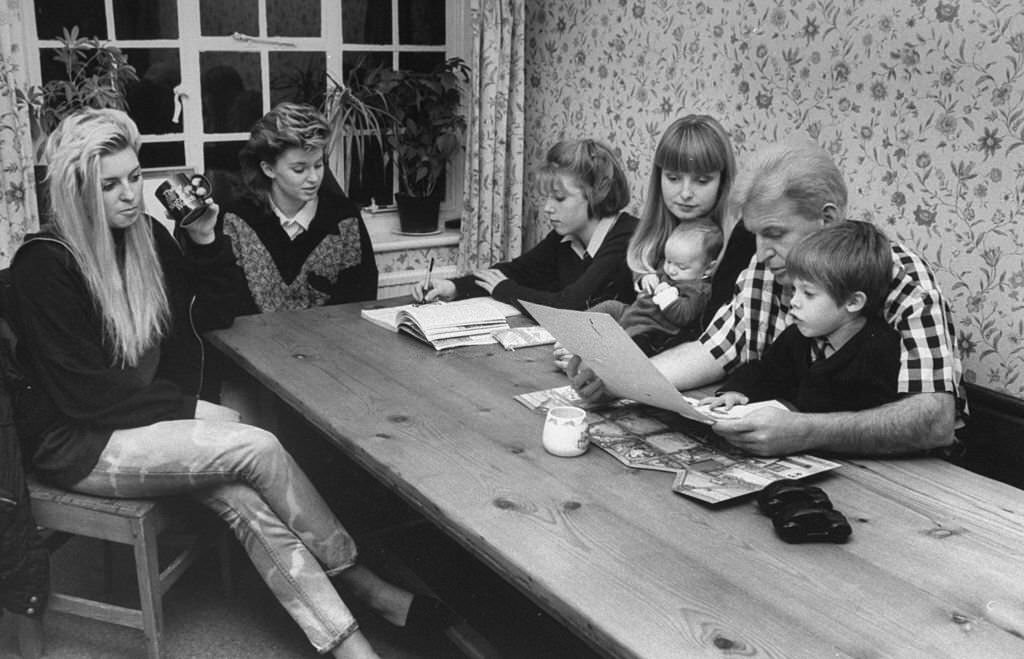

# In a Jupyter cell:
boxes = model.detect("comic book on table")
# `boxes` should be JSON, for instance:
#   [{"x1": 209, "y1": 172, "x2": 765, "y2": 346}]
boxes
[
  {"x1": 360, "y1": 298, "x2": 519, "y2": 350},
  {"x1": 514, "y1": 385, "x2": 841, "y2": 504}
]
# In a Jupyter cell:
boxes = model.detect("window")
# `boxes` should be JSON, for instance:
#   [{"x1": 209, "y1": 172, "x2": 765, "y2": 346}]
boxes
[{"x1": 26, "y1": 0, "x2": 468, "y2": 217}]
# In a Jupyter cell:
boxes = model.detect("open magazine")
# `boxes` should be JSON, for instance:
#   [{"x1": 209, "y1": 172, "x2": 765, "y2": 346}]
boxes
[
  {"x1": 361, "y1": 298, "x2": 519, "y2": 350},
  {"x1": 515, "y1": 385, "x2": 840, "y2": 504}
]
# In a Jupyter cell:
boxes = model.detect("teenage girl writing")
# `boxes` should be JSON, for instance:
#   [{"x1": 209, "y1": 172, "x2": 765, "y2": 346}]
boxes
[{"x1": 412, "y1": 138, "x2": 638, "y2": 311}]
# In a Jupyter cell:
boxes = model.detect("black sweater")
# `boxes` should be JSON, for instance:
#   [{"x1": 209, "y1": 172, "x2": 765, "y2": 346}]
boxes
[
  {"x1": 220, "y1": 178, "x2": 378, "y2": 314},
  {"x1": 9, "y1": 219, "x2": 248, "y2": 487},
  {"x1": 453, "y1": 212, "x2": 639, "y2": 311},
  {"x1": 720, "y1": 316, "x2": 902, "y2": 413}
]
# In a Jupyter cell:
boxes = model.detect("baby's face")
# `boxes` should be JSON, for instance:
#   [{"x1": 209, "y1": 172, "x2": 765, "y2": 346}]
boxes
[{"x1": 663, "y1": 237, "x2": 712, "y2": 282}]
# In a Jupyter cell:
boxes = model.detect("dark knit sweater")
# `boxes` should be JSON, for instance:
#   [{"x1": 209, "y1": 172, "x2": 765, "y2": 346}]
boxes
[
  {"x1": 453, "y1": 212, "x2": 639, "y2": 311},
  {"x1": 220, "y1": 180, "x2": 377, "y2": 314},
  {"x1": 720, "y1": 316, "x2": 902, "y2": 413},
  {"x1": 9, "y1": 218, "x2": 248, "y2": 487}
]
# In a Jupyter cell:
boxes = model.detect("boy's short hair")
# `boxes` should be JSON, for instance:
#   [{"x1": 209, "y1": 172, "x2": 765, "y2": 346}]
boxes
[
  {"x1": 786, "y1": 221, "x2": 892, "y2": 316},
  {"x1": 665, "y1": 222, "x2": 724, "y2": 263}
]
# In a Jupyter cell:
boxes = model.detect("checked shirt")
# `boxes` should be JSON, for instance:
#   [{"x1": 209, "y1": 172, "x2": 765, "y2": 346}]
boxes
[{"x1": 699, "y1": 242, "x2": 966, "y2": 415}]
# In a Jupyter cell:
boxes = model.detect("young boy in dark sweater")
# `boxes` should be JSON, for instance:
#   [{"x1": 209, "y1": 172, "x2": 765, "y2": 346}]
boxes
[{"x1": 700, "y1": 221, "x2": 901, "y2": 414}]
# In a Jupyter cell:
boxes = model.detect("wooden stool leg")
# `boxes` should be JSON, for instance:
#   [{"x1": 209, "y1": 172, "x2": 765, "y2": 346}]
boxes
[
  {"x1": 133, "y1": 516, "x2": 163, "y2": 659},
  {"x1": 103, "y1": 540, "x2": 116, "y2": 594},
  {"x1": 14, "y1": 613, "x2": 45, "y2": 659}
]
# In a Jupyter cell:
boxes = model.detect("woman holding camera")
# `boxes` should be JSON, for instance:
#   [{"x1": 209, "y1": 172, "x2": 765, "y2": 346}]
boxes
[{"x1": 10, "y1": 108, "x2": 452, "y2": 658}]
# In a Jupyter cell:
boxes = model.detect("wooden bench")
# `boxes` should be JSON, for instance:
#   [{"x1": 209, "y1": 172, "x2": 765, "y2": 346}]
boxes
[{"x1": 954, "y1": 382, "x2": 1024, "y2": 490}]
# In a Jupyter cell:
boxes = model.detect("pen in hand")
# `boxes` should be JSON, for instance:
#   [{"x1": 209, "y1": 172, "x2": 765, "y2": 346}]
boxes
[{"x1": 420, "y1": 257, "x2": 435, "y2": 300}]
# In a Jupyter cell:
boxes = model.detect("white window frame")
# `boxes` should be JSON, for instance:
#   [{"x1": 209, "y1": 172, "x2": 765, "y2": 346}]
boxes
[{"x1": 24, "y1": 0, "x2": 468, "y2": 222}]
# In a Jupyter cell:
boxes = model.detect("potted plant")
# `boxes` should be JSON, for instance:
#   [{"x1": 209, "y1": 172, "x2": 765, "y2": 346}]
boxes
[
  {"x1": 325, "y1": 58, "x2": 469, "y2": 234},
  {"x1": 18, "y1": 27, "x2": 138, "y2": 211},
  {"x1": 322, "y1": 70, "x2": 390, "y2": 203}
]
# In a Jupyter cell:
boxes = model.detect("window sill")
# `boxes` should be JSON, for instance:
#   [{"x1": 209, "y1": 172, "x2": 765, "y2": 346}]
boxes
[{"x1": 366, "y1": 210, "x2": 461, "y2": 253}]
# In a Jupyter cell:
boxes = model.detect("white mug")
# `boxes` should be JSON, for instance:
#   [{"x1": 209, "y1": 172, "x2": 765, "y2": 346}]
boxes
[{"x1": 542, "y1": 406, "x2": 589, "y2": 457}]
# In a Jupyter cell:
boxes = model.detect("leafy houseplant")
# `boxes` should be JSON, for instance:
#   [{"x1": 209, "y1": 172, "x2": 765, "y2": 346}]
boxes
[
  {"x1": 325, "y1": 58, "x2": 469, "y2": 233},
  {"x1": 18, "y1": 27, "x2": 137, "y2": 214},
  {"x1": 21, "y1": 27, "x2": 138, "y2": 159}
]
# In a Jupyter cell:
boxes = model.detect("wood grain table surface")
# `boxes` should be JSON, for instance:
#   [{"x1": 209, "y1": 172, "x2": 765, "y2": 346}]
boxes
[{"x1": 207, "y1": 301, "x2": 1024, "y2": 659}]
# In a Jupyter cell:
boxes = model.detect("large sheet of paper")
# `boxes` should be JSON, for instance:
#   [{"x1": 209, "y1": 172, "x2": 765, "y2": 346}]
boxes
[{"x1": 522, "y1": 301, "x2": 722, "y2": 424}]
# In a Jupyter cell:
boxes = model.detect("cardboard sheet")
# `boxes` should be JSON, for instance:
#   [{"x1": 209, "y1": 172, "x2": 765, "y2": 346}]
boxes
[{"x1": 521, "y1": 301, "x2": 719, "y2": 424}]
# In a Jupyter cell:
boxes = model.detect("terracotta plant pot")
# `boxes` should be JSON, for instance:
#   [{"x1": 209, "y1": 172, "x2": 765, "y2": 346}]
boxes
[{"x1": 395, "y1": 193, "x2": 441, "y2": 234}]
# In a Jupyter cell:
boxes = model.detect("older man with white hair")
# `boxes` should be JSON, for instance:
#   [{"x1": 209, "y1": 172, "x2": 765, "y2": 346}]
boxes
[{"x1": 569, "y1": 138, "x2": 964, "y2": 457}]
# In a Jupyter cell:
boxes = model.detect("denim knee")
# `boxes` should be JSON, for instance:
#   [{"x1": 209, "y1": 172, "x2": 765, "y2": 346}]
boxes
[{"x1": 234, "y1": 426, "x2": 290, "y2": 471}]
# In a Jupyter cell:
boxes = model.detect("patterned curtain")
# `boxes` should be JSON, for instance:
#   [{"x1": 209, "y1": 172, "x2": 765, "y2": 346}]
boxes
[
  {"x1": 458, "y1": 0, "x2": 526, "y2": 271},
  {"x1": 0, "y1": 4, "x2": 38, "y2": 267}
]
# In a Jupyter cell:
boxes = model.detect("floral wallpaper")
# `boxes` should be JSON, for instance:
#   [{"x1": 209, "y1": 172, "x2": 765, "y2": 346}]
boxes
[
  {"x1": 523, "y1": 0, "x2": 1024, "y2": 398},
  {"x1": 0, "y1": 0, "x2": 39, "y2": 267}
]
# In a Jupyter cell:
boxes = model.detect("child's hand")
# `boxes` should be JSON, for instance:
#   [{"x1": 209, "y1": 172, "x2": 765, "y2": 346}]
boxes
[
  {"x1": 698, "y1": 392, "x2": 749, "y2": 412},
  {"x1": 637, "y1": 273, "x2": 660, "y2": 295},
  {"x1": 653, "y1": 281, "x2": 671, "y2": 295},
  {"x1": 552, "y1": 342, "x2": 573, "y2": 372}
]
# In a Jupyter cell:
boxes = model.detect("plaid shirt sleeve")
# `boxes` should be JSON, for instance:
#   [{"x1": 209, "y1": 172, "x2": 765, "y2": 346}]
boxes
[
  {"x1": 884, "y1": 243, "x2": 965, "y2": 413},
  {"x1": 699, "y1": 259, "x2": 789, "y2": 372}
]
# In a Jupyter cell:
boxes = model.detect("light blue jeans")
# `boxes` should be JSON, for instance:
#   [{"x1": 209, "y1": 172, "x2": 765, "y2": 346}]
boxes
[{"x1": 72, "y1": 402, "x2": 360, "y2": 653}]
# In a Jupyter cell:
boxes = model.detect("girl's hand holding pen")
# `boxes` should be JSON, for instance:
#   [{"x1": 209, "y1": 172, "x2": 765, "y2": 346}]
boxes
[{"x1": 411, "y1": 278, "x2": 457, "y2": 303}]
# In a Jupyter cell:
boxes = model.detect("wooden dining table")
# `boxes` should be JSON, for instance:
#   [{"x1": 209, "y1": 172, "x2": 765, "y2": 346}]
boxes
[{"x1": 207, "y1": 301, "x2": 1024, "y2": 659}]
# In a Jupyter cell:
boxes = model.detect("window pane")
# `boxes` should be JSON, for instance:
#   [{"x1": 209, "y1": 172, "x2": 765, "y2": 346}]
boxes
[
  {"x1": 268, "y1": 0, "x2": 320, "y2": 37},
  {"x1": 200, "y1": 53, "x2": 263, "y2": 134},
  {"x1": 204, "y1": 141, "x2": 248, "y2": 210},
  {"x1": 113, "y1": 0, "x2": 178, "y2": 39},
  {"x1": 342, "y1": 51, "x2": 391, "y2": 81},
  {"x1": 399, "y1": 0, "x2": 444, "y2": 45},
  {"x1": 343, "y1": 0, "x2": 391, "y2": 44},
  {"x1": 139, "y1": 142, "x2": 185, "y2": 169},
  {"x1": 270, "y1": 52, "x2": 326, "y2": 108},
  {"x1": 200, "y1": 0, "x2": 257, "y2": 36},
  {"x1": 123, "y1": 49, "x2": 180, "y2": 135},
  {"x1": 398, "y1": 51, "x2": 444, "y2": 73},
  {"x1": 35, "y1": 0, "x2": 106, "y2": 40}
]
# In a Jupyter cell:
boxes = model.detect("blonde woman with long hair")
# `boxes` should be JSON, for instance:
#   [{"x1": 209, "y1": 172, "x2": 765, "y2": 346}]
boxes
[{"x1": 10, "y1": 109, "x2": 455, "y2": 658}]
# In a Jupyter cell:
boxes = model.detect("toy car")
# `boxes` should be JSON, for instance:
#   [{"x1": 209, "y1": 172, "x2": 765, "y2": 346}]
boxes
[
  {"x1": 772, "y1": 504, "x2": 852, "y2": 544},
  {"x1": 756, "y1": 479, "x2": 832, "y2": 517}
]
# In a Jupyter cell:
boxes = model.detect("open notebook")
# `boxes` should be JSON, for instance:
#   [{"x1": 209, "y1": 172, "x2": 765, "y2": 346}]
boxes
[{"x1": 361, "y1": 298, "x2": 521, "y2": 350}]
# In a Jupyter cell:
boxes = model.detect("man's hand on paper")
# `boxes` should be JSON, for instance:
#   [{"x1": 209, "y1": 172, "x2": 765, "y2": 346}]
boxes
[{"x1": 711, "y1": 406, "x2": 810, "y2": 457}]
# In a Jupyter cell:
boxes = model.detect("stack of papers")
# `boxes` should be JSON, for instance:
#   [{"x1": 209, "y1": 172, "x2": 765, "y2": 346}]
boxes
[{"x1": 361, "y1": 298, "x2": 520, "y2": 350}]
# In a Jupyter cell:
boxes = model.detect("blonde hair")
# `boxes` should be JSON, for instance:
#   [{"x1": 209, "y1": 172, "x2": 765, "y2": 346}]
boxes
[
  {"x1": 239, "y1": 102, "x2": 330, "y2": 195},
  {"x1": 627, "y1": 115, "x2": 736, "y2": 275},
  {"x1": 45, "y1": 108, "x2": 169, "y2": 367}
]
